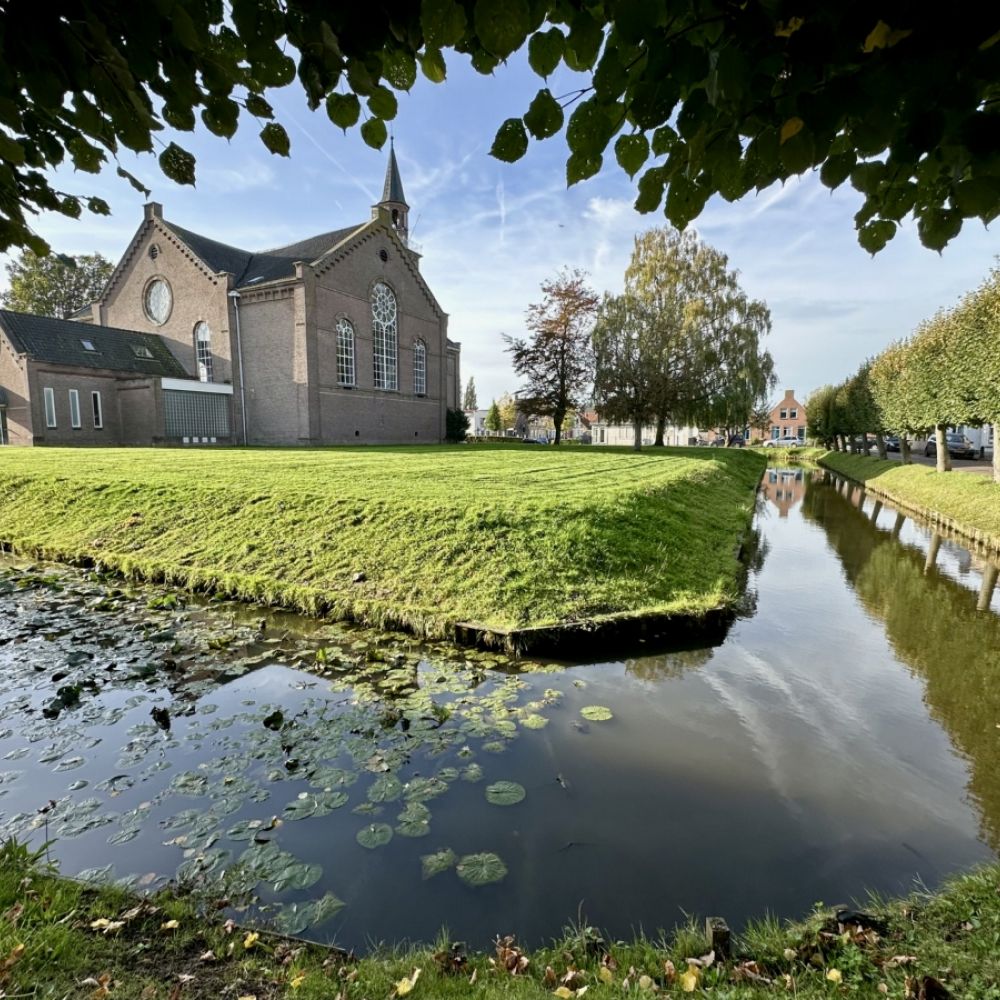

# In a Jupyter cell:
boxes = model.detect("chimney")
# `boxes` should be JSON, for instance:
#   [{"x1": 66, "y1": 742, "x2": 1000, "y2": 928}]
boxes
[{"x1": 144, "y1": 202, "x2": 163, "y2": 220}]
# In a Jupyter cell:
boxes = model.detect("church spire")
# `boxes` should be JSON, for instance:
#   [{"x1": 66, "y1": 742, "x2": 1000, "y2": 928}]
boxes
[{"x1": 373, "y1": 138, "x2": 409, "y2": 244}]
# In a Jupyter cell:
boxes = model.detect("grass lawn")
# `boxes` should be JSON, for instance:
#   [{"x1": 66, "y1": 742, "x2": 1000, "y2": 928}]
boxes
[
  {"x1": 0, "y1": 445, "x2": 764, "y2": 637},
  {"x1": 819, "y1": 452, "x2": 1000, "y2": 546},
  {"x1": 3, "y1": 839, "x2": 999, "y2": 999}
]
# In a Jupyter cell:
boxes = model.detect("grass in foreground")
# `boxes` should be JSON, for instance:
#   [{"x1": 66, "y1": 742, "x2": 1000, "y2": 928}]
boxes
[
  {"x1": 0, "y1": 446, "x2": 764, "y2": 636},
  {"x1": 3, "y1": 839, "x2": 1000, "y2": 999},
  {"x1": 819, "y1": 452, "x2": 1000, "y2": 545}
]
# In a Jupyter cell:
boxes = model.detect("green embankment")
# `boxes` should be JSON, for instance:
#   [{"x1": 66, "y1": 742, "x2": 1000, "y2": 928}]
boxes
[
  {"x1": 0, "y1": 446, "x2": 764, "y2": 636},
  {"x1": 819, "y1": 451, "x2": 1000, "y2": 547},
  {"x1": 3, "y1": 839, "x2": 999, "y2": 999}
]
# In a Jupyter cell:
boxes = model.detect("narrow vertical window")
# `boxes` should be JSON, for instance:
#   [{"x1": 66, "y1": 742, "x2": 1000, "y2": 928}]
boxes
[
  {"x1": 336, "y1": 318, "x2": 355, "y2": 386},
  {"x1": 194, "y1": 321, "x2": 213, "y2": 382},
  {"x1": 43, "y1": 387, "x2": 57, "y2": 428},
  {"x1": 413, "y1": 340, "x2": 426, "y2": 395},
  {"x1": 371, "y1": 282, "x2": 398, "y2": 390},
  {"x1": 69, "y1": 389, "x2": 81, "y2": 428},
  {"x1": 92, "y1": 391, "x2": 103, "y2": 429}
]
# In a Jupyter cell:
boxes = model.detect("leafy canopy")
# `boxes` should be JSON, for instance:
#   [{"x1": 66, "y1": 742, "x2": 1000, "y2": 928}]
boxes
[
  {"x1": 2, "y1": 2, "x2": 997, "y2": 256},
  {"x1": 2, "y1": 251, "x2": 114, "y2": 319}
]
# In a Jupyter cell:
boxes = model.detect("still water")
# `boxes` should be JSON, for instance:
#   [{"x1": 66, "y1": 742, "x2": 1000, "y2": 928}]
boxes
[{"x1": 1, "y1": 468, "x2": 998, "y2": 949}]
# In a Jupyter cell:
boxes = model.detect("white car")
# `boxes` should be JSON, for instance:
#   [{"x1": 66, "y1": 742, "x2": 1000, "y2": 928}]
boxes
[{"x1": 764, "y1": 436, "x2": 804, "y2": 448}]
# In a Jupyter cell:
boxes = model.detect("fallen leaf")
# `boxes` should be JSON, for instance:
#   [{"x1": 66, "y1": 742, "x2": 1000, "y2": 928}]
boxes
[
  {"x1": 243, "y1": 931, "x2": 260, "y2": 949},
  {"x1": 290, "y1": 973, "x2": 307, "y2": 989},
  {"x1": 395, "y1": 967, "x2": 421, "y2": 996},
  {"x1": 783, "y1": 948, "x2": 797, "y2": 960},
  {"x1": 160, "y1": 919, "x2": 180, "y2": 931},
  {"x1": 553, "y1": 989, "x2": 573, "y2": 999},
  {"x1": 638, "y1": 974, "x2": 654, "y2": 990},
  {"x1": 469, "y1": 968, "x2": 477, "y2": 985},
  {"x1": 826, "y1": 968, "x2": 843, "y2": 984},
  {"x1": 198, "y1": 950, "x2": 216, "y2": 962},
  {"x1": 879, "y1": 985, "x2": 889, "y2": 995},
  {"x1": 662, "y1": 960, "x2": 676, "y2": 983},
  {"x1": 680, "y1": 965, "x2": 700, "y2": 992},
  {"x1": 886, "y1": 955, "x2": 918, "y2": 969},
  {"x1": 598, "y1": 966, "x2": 613, "y2": 984}
]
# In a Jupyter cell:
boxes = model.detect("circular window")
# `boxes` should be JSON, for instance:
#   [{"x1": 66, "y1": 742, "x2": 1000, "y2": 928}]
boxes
[
  {"x1": 148, "y1": 244, "x2": 160, "y2": 260},
  {"x1": 143, "y1": 278, "x2": 173, "y2": 325}
]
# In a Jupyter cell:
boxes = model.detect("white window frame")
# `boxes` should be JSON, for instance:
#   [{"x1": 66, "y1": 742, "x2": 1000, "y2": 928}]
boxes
[
  {"x1": 43, "y1": 387, "x2": 57, "y2": 428},
  {"x1": 91, "y1": 391, "x2": 103, "y2": 429},
  {"x1": 194, "y1": 321, "x2": 214, "y2": 383},
  {"x1": 68, "y1": 389, "x2": 81, "y2": 429},
  {"x1": 336, "y1": 318, "x2": 355, "y2": 387},
  {"x1": 371, "y1": 282, "x2": 398, "y2": 391},
  {"x1": 413, "y1": 340, "x2": 426, "y2": 396},
  {"x1": 790, "y1": 408, "x2": 797, "y2": 418}
]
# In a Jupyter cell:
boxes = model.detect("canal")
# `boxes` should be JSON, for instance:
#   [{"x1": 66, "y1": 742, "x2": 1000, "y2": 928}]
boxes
[{"x1": 0, "y1": 467, "x2": 997, "y2": 948}]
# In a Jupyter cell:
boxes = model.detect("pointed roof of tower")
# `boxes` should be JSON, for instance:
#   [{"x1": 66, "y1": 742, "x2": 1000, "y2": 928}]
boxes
[{"x1": 381, "y1": 139, "x2": 407, "y2": 206}]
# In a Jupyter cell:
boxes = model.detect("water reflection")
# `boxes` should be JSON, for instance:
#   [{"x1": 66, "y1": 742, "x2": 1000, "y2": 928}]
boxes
[
  {"x1": 761, "y1": 467, "x2": 806, "y2": 518},
  {"x1": 802, "y1": 473, "x2": 1000, "y2": 850}
]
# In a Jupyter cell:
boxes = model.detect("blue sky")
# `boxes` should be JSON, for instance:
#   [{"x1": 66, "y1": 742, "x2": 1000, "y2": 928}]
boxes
[{"x1": 6, "y1": 50, "x2": 997, "y2": 409}]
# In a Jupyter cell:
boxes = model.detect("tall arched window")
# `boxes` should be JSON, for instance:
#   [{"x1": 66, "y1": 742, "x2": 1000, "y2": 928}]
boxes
[
  {"x1": 194, "y1": 321, "x2": 213, "y2": 382},
  {"x1": 371, "y1": 282, "x2": 398, "y2": 390},
  {"x1": 413, "y1": 340, "x2": 426, "y2": 396},
  {"x1": 336, "y1": 318, "x2": 355, "y2": 386}
]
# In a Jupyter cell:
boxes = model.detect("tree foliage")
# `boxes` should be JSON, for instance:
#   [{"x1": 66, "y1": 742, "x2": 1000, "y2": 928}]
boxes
[
  {"x1": 2, "y1": 2, "x2": 997, "y2": 255},
  {"x1": 2, "y1": 251, "x2": 113, "y2": 319},
  {"x1": 504, "y1": 268, "x2": 598, "y2": 445},
  {"x1": 445, "y1": 407, "x2": 470, "y2": 441},
  {"x1": 484, "y1": 399, "x2": 502, "y2": 433},
  {"x1": 462, "y1": 376, "x2": 478, "y2": 412}
]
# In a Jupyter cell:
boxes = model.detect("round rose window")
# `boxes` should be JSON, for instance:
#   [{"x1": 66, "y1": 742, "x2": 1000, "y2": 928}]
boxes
[{"x1": 144, "y1": 278, "x2": 173, "y2": 324}]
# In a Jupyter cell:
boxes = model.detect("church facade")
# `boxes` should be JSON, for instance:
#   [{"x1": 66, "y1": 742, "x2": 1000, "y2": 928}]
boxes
[{"x1": 0, "y1": 147, "x2": 461, "y2": 447}]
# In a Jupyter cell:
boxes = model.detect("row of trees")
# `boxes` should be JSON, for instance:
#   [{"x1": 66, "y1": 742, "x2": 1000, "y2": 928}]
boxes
[
  {"x1": 807, "y1": 267, "x2": 1000, "y2": 481},
  {"x1": 504, "y1": 226, "x2": 775, "y2": 449}
]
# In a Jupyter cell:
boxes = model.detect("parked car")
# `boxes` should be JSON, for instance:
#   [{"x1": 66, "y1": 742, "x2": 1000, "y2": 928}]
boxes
[
  {"x1": 924, "y1": 433, "x2": 978, "y2": 460},
  {"x1": 885, "y1": 435, "x2": 901, "y2": 452},
  {"x1": 764, "y1": 436, "x2": 803, "y2": 448},
  {"x1": 728, "y1": 434, "x2": 745, "y2": 447}
]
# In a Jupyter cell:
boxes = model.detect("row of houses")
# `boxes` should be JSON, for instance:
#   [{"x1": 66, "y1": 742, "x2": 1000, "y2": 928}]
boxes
[{"x1": 0, "y1": 145, "x2": 461, "y2": 448}]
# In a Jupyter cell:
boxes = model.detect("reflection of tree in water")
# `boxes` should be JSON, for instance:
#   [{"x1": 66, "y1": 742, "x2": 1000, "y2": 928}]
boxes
[
  {"x1": 802, "y1": 476, "x2": 1000, "y2": 851},
  {"x1": 626, "y1": 645, "x2": 715, "y2": 681}
]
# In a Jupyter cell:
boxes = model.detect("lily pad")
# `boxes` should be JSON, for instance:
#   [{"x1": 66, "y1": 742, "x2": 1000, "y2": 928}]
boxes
[
  {"x1": 272, "y1": 857, "x2": 323, "y2": 893},
  {"x1": 421, "y1": 848, "x2": 457, "y2": 880},
  {"x1": 396, "y1": 801, "x2": 431, "y2": 838},
  {"x1": 485, "y1": 781, "x2": 526, "y2": 806},
  {"x1": 520, "y1": 713, "x2": 549, "y2": 729},
  {"x1": 273, "y1": 892, "x2": 346, "y2": 935},
  {"x1": 461, "y1": 763, "x2": 484, "y2": 783},
  {"x1": 404, "y1": 777, "x2": 448, "y2": 802},
  {"x1": 580, "y1": 705, "x2": 614, "y2": 722},
  {"x1": 283, "y1": 790, "x2": 349, "y2": 820},
  {"x1": 456, "y1": 852, "x2": 507, "y2": 887},
  {"x1": 356, "y1": 822, "x2": 393, "y2": 849},
  {"x1": 367, "y1": 774, "x2": 403, "y2": 803}
]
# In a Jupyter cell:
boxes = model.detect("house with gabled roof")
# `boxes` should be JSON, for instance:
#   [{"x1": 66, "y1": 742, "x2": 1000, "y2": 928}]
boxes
[{"x1": 0, "y1": 144, "x2": 461, "y2": 446}]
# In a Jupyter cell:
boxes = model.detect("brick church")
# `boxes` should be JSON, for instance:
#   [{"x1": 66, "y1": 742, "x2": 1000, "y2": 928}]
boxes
[{"x1": 0, "y1": 145, "x2": 461, "y2": 447}]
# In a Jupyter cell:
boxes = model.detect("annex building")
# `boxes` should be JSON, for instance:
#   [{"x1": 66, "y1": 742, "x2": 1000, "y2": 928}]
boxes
[{"x1": 0, "y1": 145, "x2": 461, "y2": 447}]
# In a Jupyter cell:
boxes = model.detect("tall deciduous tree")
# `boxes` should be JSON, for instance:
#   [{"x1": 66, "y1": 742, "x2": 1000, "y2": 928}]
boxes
[
  {"x1": 2, "y1": 251, "x2": 113, "y2": 319},
  {"x1": 484, "y1": 400, "x2": 502, "y2": 434},
  {"x1": 463, "y1": 377, "x2": 478, "y2": 412},
  {"x1": 0, "y1": 3, "x2": 994, "y2": 256},
  {"x1": 497, "y1": 392, "x2": 519, "y2": 432},
  {"x1": 504, "y1": 269, "x2": 598, "y2": 445}
]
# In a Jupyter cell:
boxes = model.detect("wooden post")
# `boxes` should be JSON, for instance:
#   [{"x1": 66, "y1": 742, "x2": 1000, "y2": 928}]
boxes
[
  {"x1": 891, "y1": 512, "x2": 906, "y2": 538},
  {"x1": 705, "y1": 917, "x2": 731, "y2": 960},
  {"x1": 924, "y1": 531, "x2": 942, "y2": 575},
  {"x1": 870, "y1": 500, "x2": 883, "y2": 523},
  {"x1": 978, "y1": 563, "x2": 999, "y2": 612}
]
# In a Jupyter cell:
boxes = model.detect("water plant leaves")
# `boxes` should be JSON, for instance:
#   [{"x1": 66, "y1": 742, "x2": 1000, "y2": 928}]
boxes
[
  {"x1": 421, "y1": 848, "x2": 457, "y2": 880},
  {"x1": 462, "y1": 763, "x2": 484, "y2": 782},
  {"x1": 520, "y1": 713, "x2": 549, "y2": 729},
  {"x1": 356, "y1": 822, "x2": 393, "y2": 849},
  {"x1": 367, "y1": 774, "x2": 403, "y2": 803},
  {"x1": 273, "y1": 891, "x2": 346, "y2": 935},
  {"x1": 396, "y1": 801, "x2": 431, "y2": 837},
  {"x1": 580, "y1": 705, "x2": 613, "y2": 721},
  {"x1": 456, "y1": 852, "x2": 507, "y2": 886},
  {"x1": 485, "y1": 781, "x2": 526, "y2": 806}
]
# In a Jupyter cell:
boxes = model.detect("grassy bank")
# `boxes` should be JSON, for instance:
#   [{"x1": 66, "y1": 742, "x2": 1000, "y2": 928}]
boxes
[
  {"x1": 0, "y1": 446, "x2": 764, "y2": 638},
  {"x1": 819, "y1": 452, "x2": 1000, "y2": 547},
  {"x1": 3, "y1": 839, "x2": 999, "y2": 999}
]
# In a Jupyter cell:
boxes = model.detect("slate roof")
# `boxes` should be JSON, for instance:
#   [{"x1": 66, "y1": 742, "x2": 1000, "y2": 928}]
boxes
[
  {"x1": 165, "y1": 221, "x2": 364, "y2": 288},
  {"x1": 0, "y1": 310, "x2": 188, "y2": 377},
  {"x1": 381, "y1": 142, "x2": 407, "y2": 205}
]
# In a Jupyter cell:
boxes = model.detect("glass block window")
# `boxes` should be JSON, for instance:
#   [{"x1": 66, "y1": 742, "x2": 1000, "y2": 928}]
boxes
[
  {"x1": 69, "y1": 389, "x2": 81, "y2": 428},
  {"x1": 194, "y1": 321, "x2": 213, "y2": 382},
  {"x1": 372, "y1": 281, "x2": 398, "y2": 390},
  {"x1": 163, "y1": 389, "x2": 231, "y2": 439},
  {"x1": 336, "y1": 318, "x2": 355, "y2": 386},
  {"x1": 413, "y1": 340, "x2": 426, "y2": 395}
]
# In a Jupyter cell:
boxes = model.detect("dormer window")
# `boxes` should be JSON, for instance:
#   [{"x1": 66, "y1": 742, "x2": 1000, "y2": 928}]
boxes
[
  {"x1": 131, "y1": 345, "x2": 155, "y2": 360},
  {"x1": 80, "y1": 339, "x2": 97, "y2": 352}
]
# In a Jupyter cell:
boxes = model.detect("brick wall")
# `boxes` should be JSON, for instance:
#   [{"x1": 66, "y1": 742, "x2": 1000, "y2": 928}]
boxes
[{"x1": 0, "y1": 332, "x2": 31, "y2": 445}]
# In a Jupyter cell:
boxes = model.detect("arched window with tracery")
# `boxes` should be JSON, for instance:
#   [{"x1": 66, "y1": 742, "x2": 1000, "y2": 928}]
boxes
[
  {"x1": 413, "y1": 340, "x2": 426, "y2": 396},
  {"x1": 336, "y1": 318, "x2": 355, "y2": 386},
  {"x1": 194, "y1": 321, "x2": 213, "y2": 382},
  {"x1": 372, "y1": 282, "x2": 398, "y2": 390}
]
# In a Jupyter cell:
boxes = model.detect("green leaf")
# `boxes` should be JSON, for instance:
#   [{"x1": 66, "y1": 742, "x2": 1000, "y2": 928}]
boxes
[
  {"x1": 396, "y1": 801, "x2": 431, "y2": 837},
  {"x1": 367, "y1": 87, "x2": 398, "y2": 121},
  {"x1": 159, "y1": 142, "x2": 196, "y2": 186},
  {"x1": 634, "y1": 166, "x2": 666, "y2": 213},
  {"x1": 116, "y1": 166, "x2": 151, "y2": 197},
  {"x1": 245, "y1": 93, "x2": 274, "y2": 119},
  {"x1": 615, "y1": 133, "x2": 649, "y2": 178},
  {"x1": 202, "y1": 96, "x2": 239, "y2": 139},
  {"x1": 382, "y1": 48, "x2": 417, "y2": 91},
  {"x1": 456, "y1": 851, "x2": 507, "y2": 886},
  {"x1": 67, "y1": 136, "x2": 104, "y2": 173},
  {"x1": 778, "y1": 126, "x2": 816, "y2": 175},
  {"x1": 820, "y1": 152, "x2": 856, "y2": 190},
  {"x1": 421, "y1": 0, "x2": 467, "y2": 48},
  {"x1": 520, "y1": 713, "x2": 548, "y2": 729},
  {"x1": 629, "y1": 79, "x2": 678, "y2": 130},
  {"x1": 490, "y1": 118, "x2": 528, "y2": 162},
  {"x1": 858, "y1": 219, "x2": 897, "y2": 254},
  {"x1": 485, "y1": 780, "x2": 526, "y2": 805},
  {"x1": 917, "y1": 207, "x2": 963, "y2": 251},
  {"x1": 528, "y1": 28, "x2": 564, "y2": 77},
  {"x1": 360, "y1": 118, "x2": 388, "y2": 150},
  {"x1": 87, "y1": 197, "x2": 110, "y2": 216},
  {"x1": 651, "y1": 125, "x2": 677, "y2": 156},
  {"x1": 567, "y1": 151, "x2": 602, "y2": 185},
  {"x1": 475, "y1": 0, "x2": 530, "y2": 58},
  {"x1": 356, "y1": 822, "x2": 393, "y2": 849},
  {"x1": 523, "y1": 89, "x2": 563, "y2": 140},
  {"x1": 564, "y1": 10, "x2": 604, "y2": 71},
  {"x1": 580, "y1": 705, "x2": 613, "y2": 721},
  {"x1": 953, "y1": 177, "x2": 1000, "y2": 220},
  {"x1": 259, "y1": 122, "x2": 290, "y2": 156},
  {"x1": 566, "y1": 97, "x2": 617, "y2": 156},
  {"x1": 367, "y1": 774, "x2": 403, "y2": 803},
  {"x1": 0, "y1": 133, "x2": 25, "y2": 165},
  {"x1": 850, "y1": 161, "x2": 887, "y2": 195},
  {"x1": 419, "y1": 47, "x2": 448, "y2": 83},
  {"x1": 326, "y1": 93, "x2": 361, "y2": 130},
  {"x1": 421, "y1": 847, "x2": 457, "y2": 879}
]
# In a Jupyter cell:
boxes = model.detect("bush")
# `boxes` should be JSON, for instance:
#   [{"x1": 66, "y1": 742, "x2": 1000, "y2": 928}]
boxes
[{"x1": 445, "y1": 408, "x2": 470, "y2": 442}]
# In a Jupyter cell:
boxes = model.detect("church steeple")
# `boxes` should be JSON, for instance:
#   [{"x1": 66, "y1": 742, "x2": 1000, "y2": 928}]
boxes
[{"x1": 373, "y1": 139, "x2": 409, "y2": 245}]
